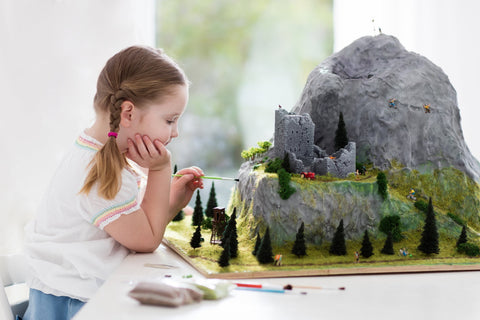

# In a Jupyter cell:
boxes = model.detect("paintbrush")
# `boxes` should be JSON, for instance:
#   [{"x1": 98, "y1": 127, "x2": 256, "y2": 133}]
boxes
[
  {"x1": 172, "y1": 174, "x2": 239, "y2": 182},
  {"x1": 235, "y1": 282, "x2": 345, "y2": 291}
]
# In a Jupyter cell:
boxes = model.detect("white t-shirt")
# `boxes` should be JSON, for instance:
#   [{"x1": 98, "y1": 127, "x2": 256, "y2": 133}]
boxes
[{"x1": 24, "y1": 131, "x2": 146, "y2": 302}]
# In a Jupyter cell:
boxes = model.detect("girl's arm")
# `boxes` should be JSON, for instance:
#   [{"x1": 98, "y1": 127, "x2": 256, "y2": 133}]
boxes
[{"x1": 104, "y1": 135, "x2": 202, "y2": 252}]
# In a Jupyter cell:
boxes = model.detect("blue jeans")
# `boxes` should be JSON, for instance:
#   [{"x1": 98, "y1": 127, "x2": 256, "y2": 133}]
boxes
[{"x1": 22, "y1": 288, "x2": 85, "y2": 320}]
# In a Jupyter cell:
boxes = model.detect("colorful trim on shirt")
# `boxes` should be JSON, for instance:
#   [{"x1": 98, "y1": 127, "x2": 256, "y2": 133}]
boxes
[
  {"x1": 75, "y1": 135, "x2": 101, "y2": 152},
  {"x1": 91, "y1": 196, "x2": 138, "y2": 228}
]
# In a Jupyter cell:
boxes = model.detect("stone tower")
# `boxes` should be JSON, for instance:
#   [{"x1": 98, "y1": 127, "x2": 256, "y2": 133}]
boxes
[{"x1": 274, "y1": 108, "x2": 314, "y2": 166}]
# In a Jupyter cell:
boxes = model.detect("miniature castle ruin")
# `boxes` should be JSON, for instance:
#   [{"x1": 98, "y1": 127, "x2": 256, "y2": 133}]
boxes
[{"x1": 273, "y1": 108, "x2": 356, "y2": 178}]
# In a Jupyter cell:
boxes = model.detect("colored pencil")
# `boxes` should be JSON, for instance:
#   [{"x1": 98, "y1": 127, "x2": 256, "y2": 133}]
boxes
[{"x1": 172, "y1": 174, "x2": 239, "y2": 181}]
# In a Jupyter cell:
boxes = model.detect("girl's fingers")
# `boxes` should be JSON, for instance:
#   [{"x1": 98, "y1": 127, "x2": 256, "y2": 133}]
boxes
[
  {"x1": 126, "y1": 138, "x2": 140, "y2": 161},
  {"x1": 134, "y1": 134, "x2": 148, "y2": 159}
]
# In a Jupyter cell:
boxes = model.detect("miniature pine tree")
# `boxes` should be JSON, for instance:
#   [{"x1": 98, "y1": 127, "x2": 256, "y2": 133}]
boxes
[
  {"x1": 257, "y1": 228, "x2": 274, "y2": 264},
  {"x1": 381, "y1": 232, "x2": 394, "y2": 255},
  {"x1": 252, "y1": 233, "x2": 262, "y2": 256},
  {"x1": 190, "y1": 226, "x2": 202, "y2": 249},
  {"x1": 192, "y1": 190, "x2": 204, "y2": 226},
  {"x1": 456, "y1": 225, "x2": 468, "y2": 248},
  {"x1": 291, "y1": 222, "x2": 307, "y2": 257},
  {"x1": 283, "y1": 153, "x2": 291, "y2": 173},
  {"x1": 228, "y1": 209, "x2": 238, "y2": 258},
  {"x1": 418, "y1": 197, "x2": 439, "y2": 254},
  {"x1": 170, "y1": 164, "x2": 184, "y2": 222},
  {"x1": 205, "y1": 182, "x2": 218, "y2": 218},
  {"x1": 218, "y1": 238, "x2": 230, "y2": 267},
  {"x1": 376, "y1": 172, "x2": 388, "y2": 200},
  {"x1": 329, "y1": 219, "x2": 347, "y2": 256},
  {"x1": 360, "y1": 230, "x2": 374, "y2": 258},
  {"x1": 334, "y1": 111, "x2": 349, "y2": 151},
  {"x1": 221, "y1": 214, "x2": 233, "y2": 248},
  {"x1": 172, "y1": 210, "x2": 185, "y2": 222}
]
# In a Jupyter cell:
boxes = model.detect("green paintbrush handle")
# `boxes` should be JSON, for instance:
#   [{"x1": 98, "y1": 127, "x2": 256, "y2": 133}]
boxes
[{"x1": 172, "y1": 174, "x2": 239, "y2": 181}]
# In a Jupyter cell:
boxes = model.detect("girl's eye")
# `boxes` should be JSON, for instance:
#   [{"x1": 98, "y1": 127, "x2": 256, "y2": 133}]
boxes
[{"x1": 167, "y1": 120, "x2": 175, "y2": 124}]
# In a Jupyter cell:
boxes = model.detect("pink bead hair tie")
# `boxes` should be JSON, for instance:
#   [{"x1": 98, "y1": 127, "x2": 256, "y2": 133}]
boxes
[{"x1": 108, "y1": 132, "x2": 118, "y2": 138}]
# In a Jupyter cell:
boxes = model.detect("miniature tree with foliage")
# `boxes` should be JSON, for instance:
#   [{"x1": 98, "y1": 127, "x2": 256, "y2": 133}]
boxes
[
  {"x1": 379, "y1": 215, "x2": 403, "y2": 242},
  {"x1": 218, "y1": 239, "x2": 230, "y2": 267},
  {"x1": 334, "y1": 111, "x2": 349, "y2": 151},
  {"x1": 381, "y1": 232, "x2": 394, "y2": 255},
  {"x1": 456, "y1": 225, "x2": 468, "y2": 248},
  {"x1": 278, "y1": 168, "x2": 296, "y2": 200},
  {"x1": 418, "y1": 197, "x2": 439, "y2": 254},
  {"x1": 192, "y1": 190, "x2": 204, "y2": 227},
  {"x1": 252, "y1": 233, "x2": 262, "y2": 256},
  {"x1": 257, "y1": 228, "x2": 274, "y2": 264},
  {"x1": 360, "y1": 230, "x2": 374, "y2": 258},
  {"x1": 190, "y1": 226, "x2": 202, "y2": 249},
  {"x1": 376, "y1": 172, "x2": 388, "y2": 200},
  {"x1": 291, "y1": 222, "x2": 307, "y2": 257},
  {"x1": 329, "y1": 219, "x2": 347, "y2": 256},
  {"x1": 205, "y1": 182, "x2": 218, "y2": 219}
]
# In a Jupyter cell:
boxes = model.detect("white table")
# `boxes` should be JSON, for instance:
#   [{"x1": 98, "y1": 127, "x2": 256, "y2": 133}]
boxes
[{"x1": 74, "y1": 244, "x2": 480, "y2": 320}]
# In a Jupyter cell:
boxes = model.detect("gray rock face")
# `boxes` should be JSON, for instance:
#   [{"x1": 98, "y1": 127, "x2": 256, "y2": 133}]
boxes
[
  {"x1": 236, "y1": 161, "x2": 385, "y2": 246},
  {"x1": 292, "y1": 34, "x2": 480, "y2": 181}
]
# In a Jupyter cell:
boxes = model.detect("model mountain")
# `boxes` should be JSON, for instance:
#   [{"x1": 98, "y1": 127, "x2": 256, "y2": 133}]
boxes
[
  {"x1": 292, "y1": 34, "x2": 480, "y2": 181},
  {"x1": 231, "y1": 34, "x2": 480, "y2": 246}
]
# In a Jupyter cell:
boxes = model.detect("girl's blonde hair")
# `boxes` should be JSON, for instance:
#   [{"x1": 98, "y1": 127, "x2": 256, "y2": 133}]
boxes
[{"x1": 80, "y1": 46, "x2": 187, "y2": 200}]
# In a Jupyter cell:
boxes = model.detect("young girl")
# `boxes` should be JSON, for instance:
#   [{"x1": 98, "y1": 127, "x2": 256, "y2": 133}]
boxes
[{"x1": 22, "y1": 46, "x2": 204, "y2": 320}]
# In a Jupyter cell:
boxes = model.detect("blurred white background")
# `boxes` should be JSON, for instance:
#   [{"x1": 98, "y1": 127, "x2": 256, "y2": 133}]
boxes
[{"x1": 1, "y1": 0, "x2": 479, "y2": 255}]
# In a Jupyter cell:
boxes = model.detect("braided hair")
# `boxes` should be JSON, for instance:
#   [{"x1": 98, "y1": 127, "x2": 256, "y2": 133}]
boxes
[{"x1": 80, "y1": 46, "x2": 187, "y2": 199}]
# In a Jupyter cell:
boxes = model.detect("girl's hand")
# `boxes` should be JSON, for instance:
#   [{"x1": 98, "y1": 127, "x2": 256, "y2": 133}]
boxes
[
  {"x1": 170, "y1": 166, "x2": 204, "y2": 213},
  {"x1": 126, "y1": 134, "x2": 171, "y2": 171}
]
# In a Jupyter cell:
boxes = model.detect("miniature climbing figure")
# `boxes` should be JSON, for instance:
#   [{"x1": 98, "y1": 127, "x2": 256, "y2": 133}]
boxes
[
  {"x1": 354, "y1": 251, "x2": 360, "y2": 263},
  {"x1": 388, "y1": 98, "x2": 397, "y2": 109},
  {"x1": 407, "y1": 188, "x2": 416, "y2": 201},
  {"x1": 423, "y1": 104, "x2": 431, "y2": 113}
]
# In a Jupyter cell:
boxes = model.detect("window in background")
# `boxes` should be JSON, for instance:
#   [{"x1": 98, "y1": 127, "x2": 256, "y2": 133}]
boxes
[{"x1": 156, "y1": 0, "x2": 333, "y2": 206}]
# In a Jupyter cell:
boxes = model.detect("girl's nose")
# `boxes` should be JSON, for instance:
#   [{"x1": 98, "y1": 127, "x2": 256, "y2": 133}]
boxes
[{"x1": 171, "y1": 124, "x2": 179, "y2": 138}]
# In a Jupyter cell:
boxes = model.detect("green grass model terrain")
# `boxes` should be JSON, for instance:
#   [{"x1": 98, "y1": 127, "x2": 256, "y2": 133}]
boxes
[{"x1": 165, "y1": 162, "x2": 480, "y2": 276}]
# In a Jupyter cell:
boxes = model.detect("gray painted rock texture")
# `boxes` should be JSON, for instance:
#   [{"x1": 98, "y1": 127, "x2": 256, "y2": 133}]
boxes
[{"x1": 292, "y1": 34, "x2": 480, "y2": 181}]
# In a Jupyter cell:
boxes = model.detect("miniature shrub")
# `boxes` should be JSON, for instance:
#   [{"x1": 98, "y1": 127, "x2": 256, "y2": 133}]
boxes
[
  {"x1": 457, "y1": 243, "x2": 480, "y2": 257},
  {"x1": 447, "y1": 212, "x2": 465, "y2": 226},
  {"x1": 379, "y1": 215, "x2": 403, "y2": 242},
  {"x1": 265, "y1": 158, "x2": 284, "y2": 173},
  {"x1": 414, "y1": 200, "x2": 428, "y2": 213},
  {"x1": 278, "y1": 168, "x2": 296, "y2": 200},
  {"x1": 376, "y1": 172, "x2": 388, "y2": 200},
  {"x1": 201, "y1": 217, "x2": 212, "y2": 230}
]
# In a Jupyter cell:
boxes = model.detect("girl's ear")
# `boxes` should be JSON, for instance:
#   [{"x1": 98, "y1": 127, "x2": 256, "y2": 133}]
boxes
[{"x1": 119, "y1": 101, "x2": 135, "y2": 128}]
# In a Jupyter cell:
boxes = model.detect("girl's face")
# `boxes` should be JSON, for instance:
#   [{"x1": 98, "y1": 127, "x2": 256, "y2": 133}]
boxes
[{"x1": 118, "y1": 85, "x2": 188, "y2": 152}]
